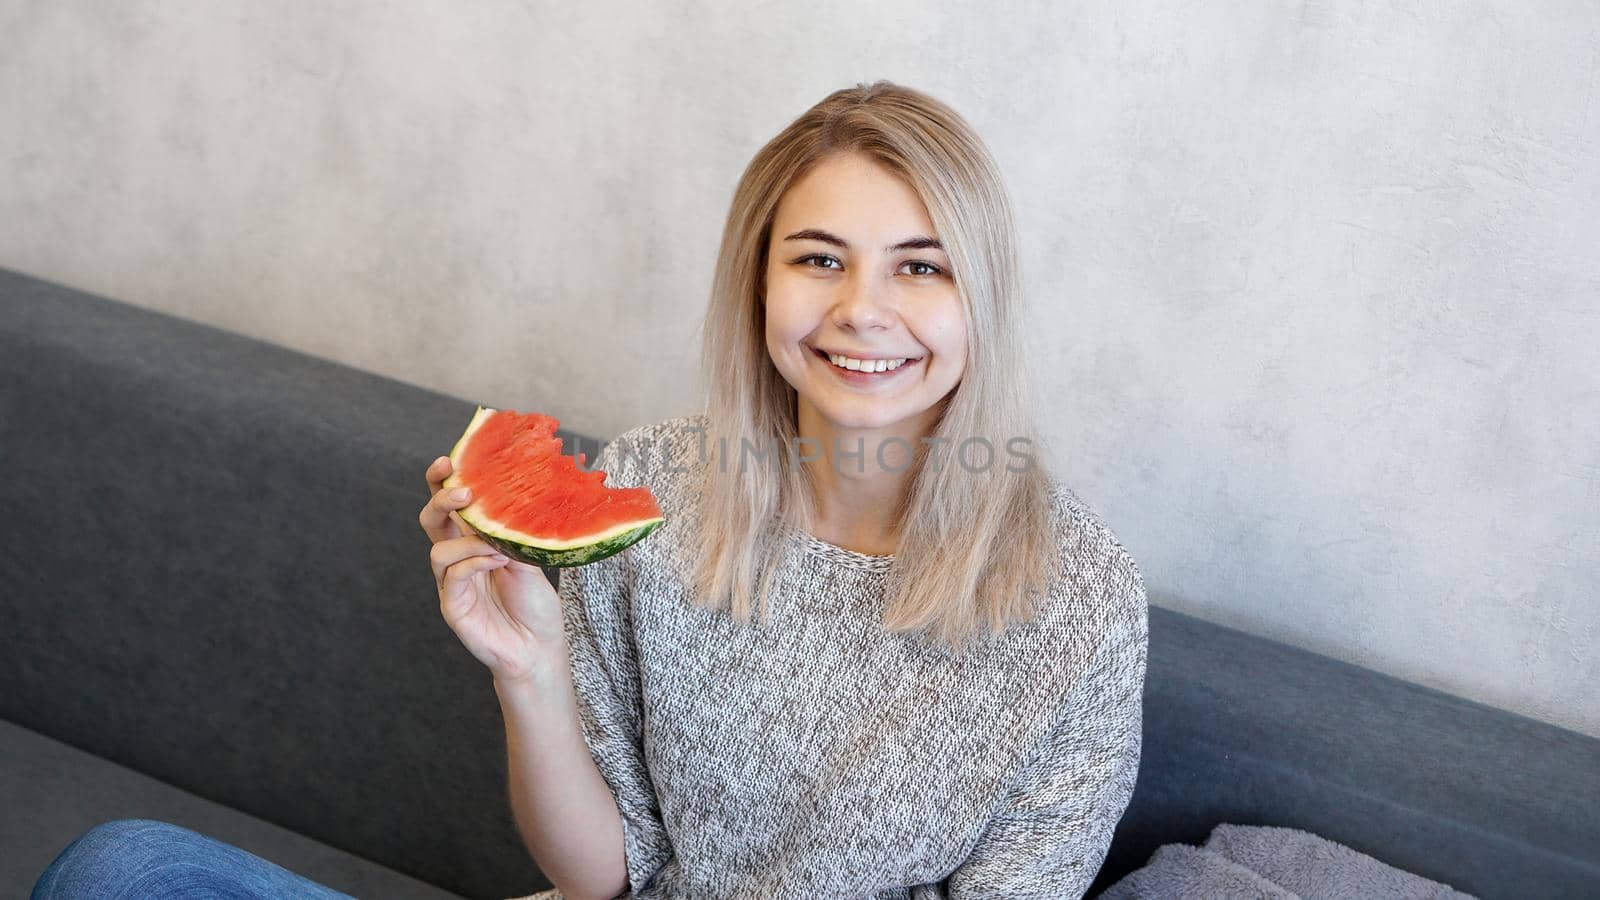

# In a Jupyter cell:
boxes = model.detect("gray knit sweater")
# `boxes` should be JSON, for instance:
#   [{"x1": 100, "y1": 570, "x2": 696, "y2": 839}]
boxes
[{"x1": 511, "y1": 414, "x2": 1148, "y2": 900}]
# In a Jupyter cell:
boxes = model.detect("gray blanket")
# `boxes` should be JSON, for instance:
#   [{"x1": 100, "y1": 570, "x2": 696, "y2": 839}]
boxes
[{"x1": 1097, "y1": 823, "x2": 1480, "y2": 899}]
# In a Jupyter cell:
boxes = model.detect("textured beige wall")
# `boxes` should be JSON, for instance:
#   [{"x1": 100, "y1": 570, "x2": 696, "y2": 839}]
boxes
[{"x1": 3, "y1": 1, "x2": 1597, "y2": 737}]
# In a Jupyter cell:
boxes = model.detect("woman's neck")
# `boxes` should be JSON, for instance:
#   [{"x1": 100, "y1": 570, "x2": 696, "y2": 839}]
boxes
[{"x1": 794, "y1": 402, "x2": 941, "y2": 555}]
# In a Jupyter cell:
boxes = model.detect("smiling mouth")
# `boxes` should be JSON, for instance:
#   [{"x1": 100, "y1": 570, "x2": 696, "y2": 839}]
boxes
[{"x1": 808, "y1": 345, "x2": 924, "y2": 374}]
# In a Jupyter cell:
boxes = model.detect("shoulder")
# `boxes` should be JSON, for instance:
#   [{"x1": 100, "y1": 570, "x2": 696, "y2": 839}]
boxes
[
  {"x1": 960, "y1": 476, "x2": 1147, "y2": 731},
  {"x1": 592, "y1": 413, "x2": 707, "y2": 479},
  {"x1": 590, "y1": 413, "x2": 709, "y2": 523},
  {"x1": 1042, "y1": 475, "x2": 1147, "y2": 624},
  {"x1": 1023, "y1": 477, "x2": 1149, "y2": 717}
]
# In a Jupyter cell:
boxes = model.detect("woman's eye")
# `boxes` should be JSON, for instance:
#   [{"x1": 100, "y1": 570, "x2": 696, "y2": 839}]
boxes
[
  {"x1": 905, "y1": 260, "x2": 944, "y2": 277},
  {"x1": 799, "y1": 254, "x2": 841, "y2": 270}
]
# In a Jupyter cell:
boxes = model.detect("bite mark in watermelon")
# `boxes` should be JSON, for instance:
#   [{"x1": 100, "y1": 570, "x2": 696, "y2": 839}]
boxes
[{"x1": 442, "y1": 406, "x2": 664, "y2": 568}]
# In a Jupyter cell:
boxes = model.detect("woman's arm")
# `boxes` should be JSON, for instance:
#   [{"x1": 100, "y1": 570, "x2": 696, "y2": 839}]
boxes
[
  {"x1": 497, "y1": 427, "x2": 677, "y2": 899},
  {"x1": 496, "y1": 663, "x2": 630, "y2": 900},
  {"x1": 940, "y1": 557, "x2": 1149, "y2": 899}
]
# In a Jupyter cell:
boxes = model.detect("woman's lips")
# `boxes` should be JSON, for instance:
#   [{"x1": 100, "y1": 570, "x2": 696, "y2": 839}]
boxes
[{"x1": 809, "y1": 345, "x2": 922, "y2": 382}]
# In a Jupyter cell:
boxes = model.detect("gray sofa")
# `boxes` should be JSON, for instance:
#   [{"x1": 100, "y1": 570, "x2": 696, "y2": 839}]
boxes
[{"x1": 2, "y1": 265, "x2": 1596, "y2": 900}]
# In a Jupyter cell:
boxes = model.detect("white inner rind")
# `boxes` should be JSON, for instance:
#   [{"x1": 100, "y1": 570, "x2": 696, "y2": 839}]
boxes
[
  {"x1": 445, "y1": 404, "x2": 663, "y2": 549},
  {"x1": 469, "y1": 509, "x2": 664, "y2": 549}
]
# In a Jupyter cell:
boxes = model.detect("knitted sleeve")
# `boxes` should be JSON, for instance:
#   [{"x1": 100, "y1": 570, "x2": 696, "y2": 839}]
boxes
[
  {"x1": 556, "y1": 430, "x2": 674, "y2": 896},
  {"x1": 941, "y1": 558, "x2": 1149, "y2": 900}
]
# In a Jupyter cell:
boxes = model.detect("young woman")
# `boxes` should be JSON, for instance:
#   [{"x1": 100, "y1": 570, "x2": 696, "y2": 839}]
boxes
[{"x1": 30, "y1": 80, "x2": 1146, "y2": 900}]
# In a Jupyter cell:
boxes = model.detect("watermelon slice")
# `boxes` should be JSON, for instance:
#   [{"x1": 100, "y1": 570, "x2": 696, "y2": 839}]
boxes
[{"x1": 441, "y1": 406, "x2": 665, "y2": 567}]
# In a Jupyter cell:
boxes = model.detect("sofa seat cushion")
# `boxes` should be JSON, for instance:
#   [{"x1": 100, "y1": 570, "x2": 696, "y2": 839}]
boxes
[{"x1": 1, "y1": 718, "x2": 464, "y2": 899}]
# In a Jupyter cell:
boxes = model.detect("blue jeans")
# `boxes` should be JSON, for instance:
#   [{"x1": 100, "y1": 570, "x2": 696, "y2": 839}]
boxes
[{"x1": 30, "y1": 818, "x2": 356, "y2": 899}]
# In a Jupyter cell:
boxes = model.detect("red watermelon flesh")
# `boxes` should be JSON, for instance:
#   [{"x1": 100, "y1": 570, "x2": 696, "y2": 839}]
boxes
[{"x1": 443, "y1": 406, "x2": 664, "y2": 567}]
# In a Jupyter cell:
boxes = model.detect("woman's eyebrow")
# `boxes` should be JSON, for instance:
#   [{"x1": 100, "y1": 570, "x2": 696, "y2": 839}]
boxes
[{"x1": 782, "y1": 228, "x2": 944, "y2": 252}]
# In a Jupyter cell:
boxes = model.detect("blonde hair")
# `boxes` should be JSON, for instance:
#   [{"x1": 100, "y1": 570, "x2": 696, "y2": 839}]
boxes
[{"x1": 687, "y1": 79, "x2": 1060, "y2": 653}]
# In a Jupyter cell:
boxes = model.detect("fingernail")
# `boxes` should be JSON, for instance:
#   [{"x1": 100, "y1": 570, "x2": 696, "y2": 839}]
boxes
[{"x1": 451, "y1": 488, "x2": 470, "y2": 501}]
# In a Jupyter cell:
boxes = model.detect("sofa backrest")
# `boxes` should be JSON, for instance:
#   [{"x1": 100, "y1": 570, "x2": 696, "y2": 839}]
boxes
[
  {"x1": 1, "y1": 268, "x2": 599, "y2": 899},
  {"x1": 1116, "y1": 606, "x2": 1599, "y2": 898},
  {"x1": 3, "y1": 267, "x2": 1596, "y2": 900}
]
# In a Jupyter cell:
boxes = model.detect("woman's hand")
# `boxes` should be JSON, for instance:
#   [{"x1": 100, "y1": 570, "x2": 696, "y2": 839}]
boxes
[{"x1": 420, "y1": 455, "x2": 566, "y2": 684}]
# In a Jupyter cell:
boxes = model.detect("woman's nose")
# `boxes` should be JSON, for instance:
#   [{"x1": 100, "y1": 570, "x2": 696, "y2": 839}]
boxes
[{"x1": 832, "y1": 272, "x2": 895, "y2": 331}]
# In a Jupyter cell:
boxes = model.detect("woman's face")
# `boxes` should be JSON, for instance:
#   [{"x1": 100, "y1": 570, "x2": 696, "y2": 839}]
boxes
[{"x1": 763, "y1": 153, "x2": 967, "y2": 434}]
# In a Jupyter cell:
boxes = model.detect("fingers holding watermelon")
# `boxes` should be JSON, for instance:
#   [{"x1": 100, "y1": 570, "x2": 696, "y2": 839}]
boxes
[
  {"x1": 420, "y1": 455, "x2": 469, "y2": 542},
  {"x1": 422, "y1": 454, "x2": 567, "y2": 684},
  {"x1": 421, "y1": 407, "x2": 667, "y2": 683},
  {"x1": 428, "y1": 532, "x2": 506, "y2": 585}
]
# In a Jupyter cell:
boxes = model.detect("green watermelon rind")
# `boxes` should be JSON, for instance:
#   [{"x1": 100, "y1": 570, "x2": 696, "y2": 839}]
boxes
[
  {"x1": 467, "y1": 517, "x2": 664, "y2": 568},
  {"x1": 444, "y1": 405, "x2": 665, "y2": 569}
]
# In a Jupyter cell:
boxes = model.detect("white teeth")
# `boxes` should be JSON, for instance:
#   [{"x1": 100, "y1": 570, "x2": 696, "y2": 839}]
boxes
[{"x1": 826, "y1": 352, "x2": 912, "y2": 372}]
